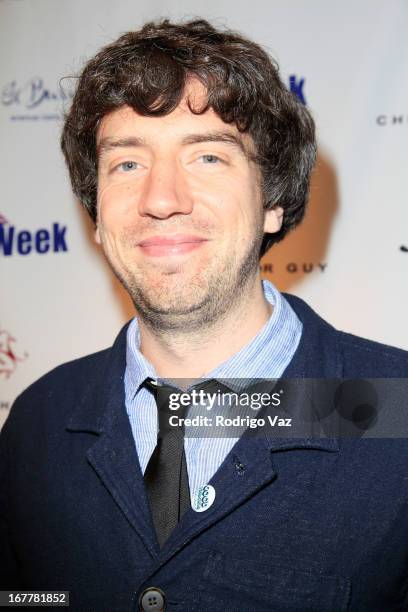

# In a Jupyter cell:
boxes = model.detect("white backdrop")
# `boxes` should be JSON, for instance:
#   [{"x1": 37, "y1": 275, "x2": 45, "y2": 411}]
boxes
[{"x1": 1, "y1": 0, "x2": 407, "y2": 428}]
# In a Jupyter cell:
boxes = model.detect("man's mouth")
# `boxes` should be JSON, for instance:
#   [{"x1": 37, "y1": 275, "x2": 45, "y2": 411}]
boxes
[{"x1": 137, "y1": 234, "x2": 208, "y2": 257}]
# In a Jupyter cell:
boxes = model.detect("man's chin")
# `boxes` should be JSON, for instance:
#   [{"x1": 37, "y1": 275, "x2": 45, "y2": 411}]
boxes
[
  {"x1": 133, "y1": 300, "x2": 214, "y2": 333},
  {"x1": 131, "y1": 286, "x2": 211, "y2": 317}
]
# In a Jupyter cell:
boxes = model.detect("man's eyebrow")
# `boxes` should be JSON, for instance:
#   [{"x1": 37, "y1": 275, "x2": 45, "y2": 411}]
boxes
[
  {"x1": 97, "y1": 131, "x2": 252, "y2": 159},
  {"x1": 181, "y1": 131, "x2": 250, "y2": 157},
  {"x1": 97, "y1": 136, "x2": 148, "y2": 158}
]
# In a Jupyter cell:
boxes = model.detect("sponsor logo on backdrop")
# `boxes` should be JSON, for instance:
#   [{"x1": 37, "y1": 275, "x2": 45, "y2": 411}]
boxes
[
  {"x1": 289, "y1": 75, "x2": 306, "y2": 105},
  {"x1": 260, "y1": 262, "x2": 327, "y2": 274},
  {"x1": 376, "y1": 114, "x2": 408, "y2": 126},
  {"x1": 0, "y1": 328, "x2": 28, "y2": 379},
  {"x1": 1, "y1": 77, "x2": 73, "y2": 121},
  {"x1": 0, "y1": 215, "x2": 68, "y2": 256}
]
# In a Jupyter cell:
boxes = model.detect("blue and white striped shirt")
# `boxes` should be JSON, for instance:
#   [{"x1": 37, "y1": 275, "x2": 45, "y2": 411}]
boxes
[{"x1": 124, "y1": 280, "x2": 302, "y2": 505}]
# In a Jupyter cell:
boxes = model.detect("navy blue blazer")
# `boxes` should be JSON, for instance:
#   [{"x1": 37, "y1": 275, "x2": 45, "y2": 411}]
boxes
[{"x1": 1, "y1": 294, "x2": 408, "y2": 611}]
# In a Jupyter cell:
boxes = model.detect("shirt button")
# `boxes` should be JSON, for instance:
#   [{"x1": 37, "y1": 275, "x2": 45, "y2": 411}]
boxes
[{"x1": 139, "y1": 587, "x2": 166, "y2": 611}]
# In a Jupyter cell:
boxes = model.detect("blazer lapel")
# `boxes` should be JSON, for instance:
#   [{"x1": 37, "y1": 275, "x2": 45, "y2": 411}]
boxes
[{"x1": 66, "y1": 323, "x2": 159, "y2": 558}]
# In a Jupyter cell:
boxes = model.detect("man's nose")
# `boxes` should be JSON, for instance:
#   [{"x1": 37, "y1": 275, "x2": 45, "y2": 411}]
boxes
[{"x1": 138, "y1": 160, "x2": 193, "y2": 219}]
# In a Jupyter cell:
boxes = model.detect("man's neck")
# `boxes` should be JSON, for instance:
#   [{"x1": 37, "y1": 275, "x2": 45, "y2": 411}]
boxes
[{"x1": 138, "y1": 277, "x2": 272, "y2": 379}]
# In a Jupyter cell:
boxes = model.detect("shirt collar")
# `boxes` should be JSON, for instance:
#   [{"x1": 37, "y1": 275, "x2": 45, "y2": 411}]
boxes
[
  {"x1": 205, "y1": 280, "x2": 302, "y2": 391},
  {"x1": 125, "y1": 279, "x2": 302, "y2": 397}
]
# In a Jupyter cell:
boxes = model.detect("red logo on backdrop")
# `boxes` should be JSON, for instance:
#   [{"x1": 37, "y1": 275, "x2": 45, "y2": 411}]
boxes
[
  {"x1": 0, "y1": 329, "x2": 28, "y2": 379},
  {"x1": 1, "y1": 213, "x2": 28, "y2": 377}
]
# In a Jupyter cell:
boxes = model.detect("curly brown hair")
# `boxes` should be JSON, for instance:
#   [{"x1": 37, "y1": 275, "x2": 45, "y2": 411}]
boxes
[{"x1": 61, "y1": 18, "x2": 316, "y2": 256}]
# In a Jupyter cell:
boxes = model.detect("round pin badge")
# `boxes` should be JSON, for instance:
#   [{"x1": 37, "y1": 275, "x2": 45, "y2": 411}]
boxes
[{"x1": 193, "y1": 484, "x2": 216, "y2": 512}]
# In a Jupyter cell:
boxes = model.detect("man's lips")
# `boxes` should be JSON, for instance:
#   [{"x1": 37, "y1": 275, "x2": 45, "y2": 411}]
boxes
[{"x1": 137, "y1": 234, "x2": 208, "y2": 257}]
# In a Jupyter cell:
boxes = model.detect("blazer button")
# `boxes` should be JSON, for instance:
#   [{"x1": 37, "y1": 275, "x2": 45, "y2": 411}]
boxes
[{"x1": 139, "y1": 587, "x2": 166, "y2": 611}]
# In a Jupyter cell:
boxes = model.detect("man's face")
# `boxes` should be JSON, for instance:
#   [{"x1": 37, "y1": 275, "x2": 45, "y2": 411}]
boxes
[{"x1": 95, "y1": 79, "x2": 282, "y2": 331}]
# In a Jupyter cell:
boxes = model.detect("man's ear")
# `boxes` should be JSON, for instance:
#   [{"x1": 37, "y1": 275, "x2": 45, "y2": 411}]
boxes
[
  {"x1": 263, "y1": 206, "x2": 284, "y2": 233},
  {"x1": 95, "y1": 225, "x2": 101, "y2": 245}
]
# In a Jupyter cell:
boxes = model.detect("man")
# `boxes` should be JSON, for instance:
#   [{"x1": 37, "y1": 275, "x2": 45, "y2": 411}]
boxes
[{"x1": 1, "y1": 18, "x2": 407, "y2": 612}]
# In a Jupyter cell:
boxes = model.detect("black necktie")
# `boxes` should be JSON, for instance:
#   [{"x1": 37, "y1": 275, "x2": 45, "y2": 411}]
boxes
[{"x1": 144, "y1": 380, "x2": 191, "y2": 547}]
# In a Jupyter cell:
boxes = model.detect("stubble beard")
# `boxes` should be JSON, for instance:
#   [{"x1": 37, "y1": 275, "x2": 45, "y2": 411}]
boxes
[{"x1": 102, "y1": 225, "x2": 264, "y2": 336}]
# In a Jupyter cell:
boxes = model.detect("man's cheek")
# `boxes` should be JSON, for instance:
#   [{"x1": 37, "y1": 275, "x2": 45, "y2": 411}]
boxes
[{"x1": 97, "y1": 180, "x2": 135, "y2": 215}]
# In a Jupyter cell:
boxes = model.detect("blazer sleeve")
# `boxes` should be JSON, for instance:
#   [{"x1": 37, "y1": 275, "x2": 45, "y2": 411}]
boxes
[{"x1": 0, "y1": 411, "x2": 21, "y2": 588}]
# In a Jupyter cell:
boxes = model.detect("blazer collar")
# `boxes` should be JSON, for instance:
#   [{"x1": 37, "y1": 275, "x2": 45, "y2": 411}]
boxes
[
  {"x1": 281, "y1": 293, "x2": 343, "y2": 379},
  {"x1": 66, "y1": 321, "x2": 130, "y2": 434}
]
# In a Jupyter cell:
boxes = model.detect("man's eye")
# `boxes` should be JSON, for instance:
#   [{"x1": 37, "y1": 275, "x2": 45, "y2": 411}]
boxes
[
  {"x1": 198, "y1": 154, "x2": 221, "y2": 164},
  {"x1": 117, "y1": 161, "x2": 139, "y2": 172}
]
